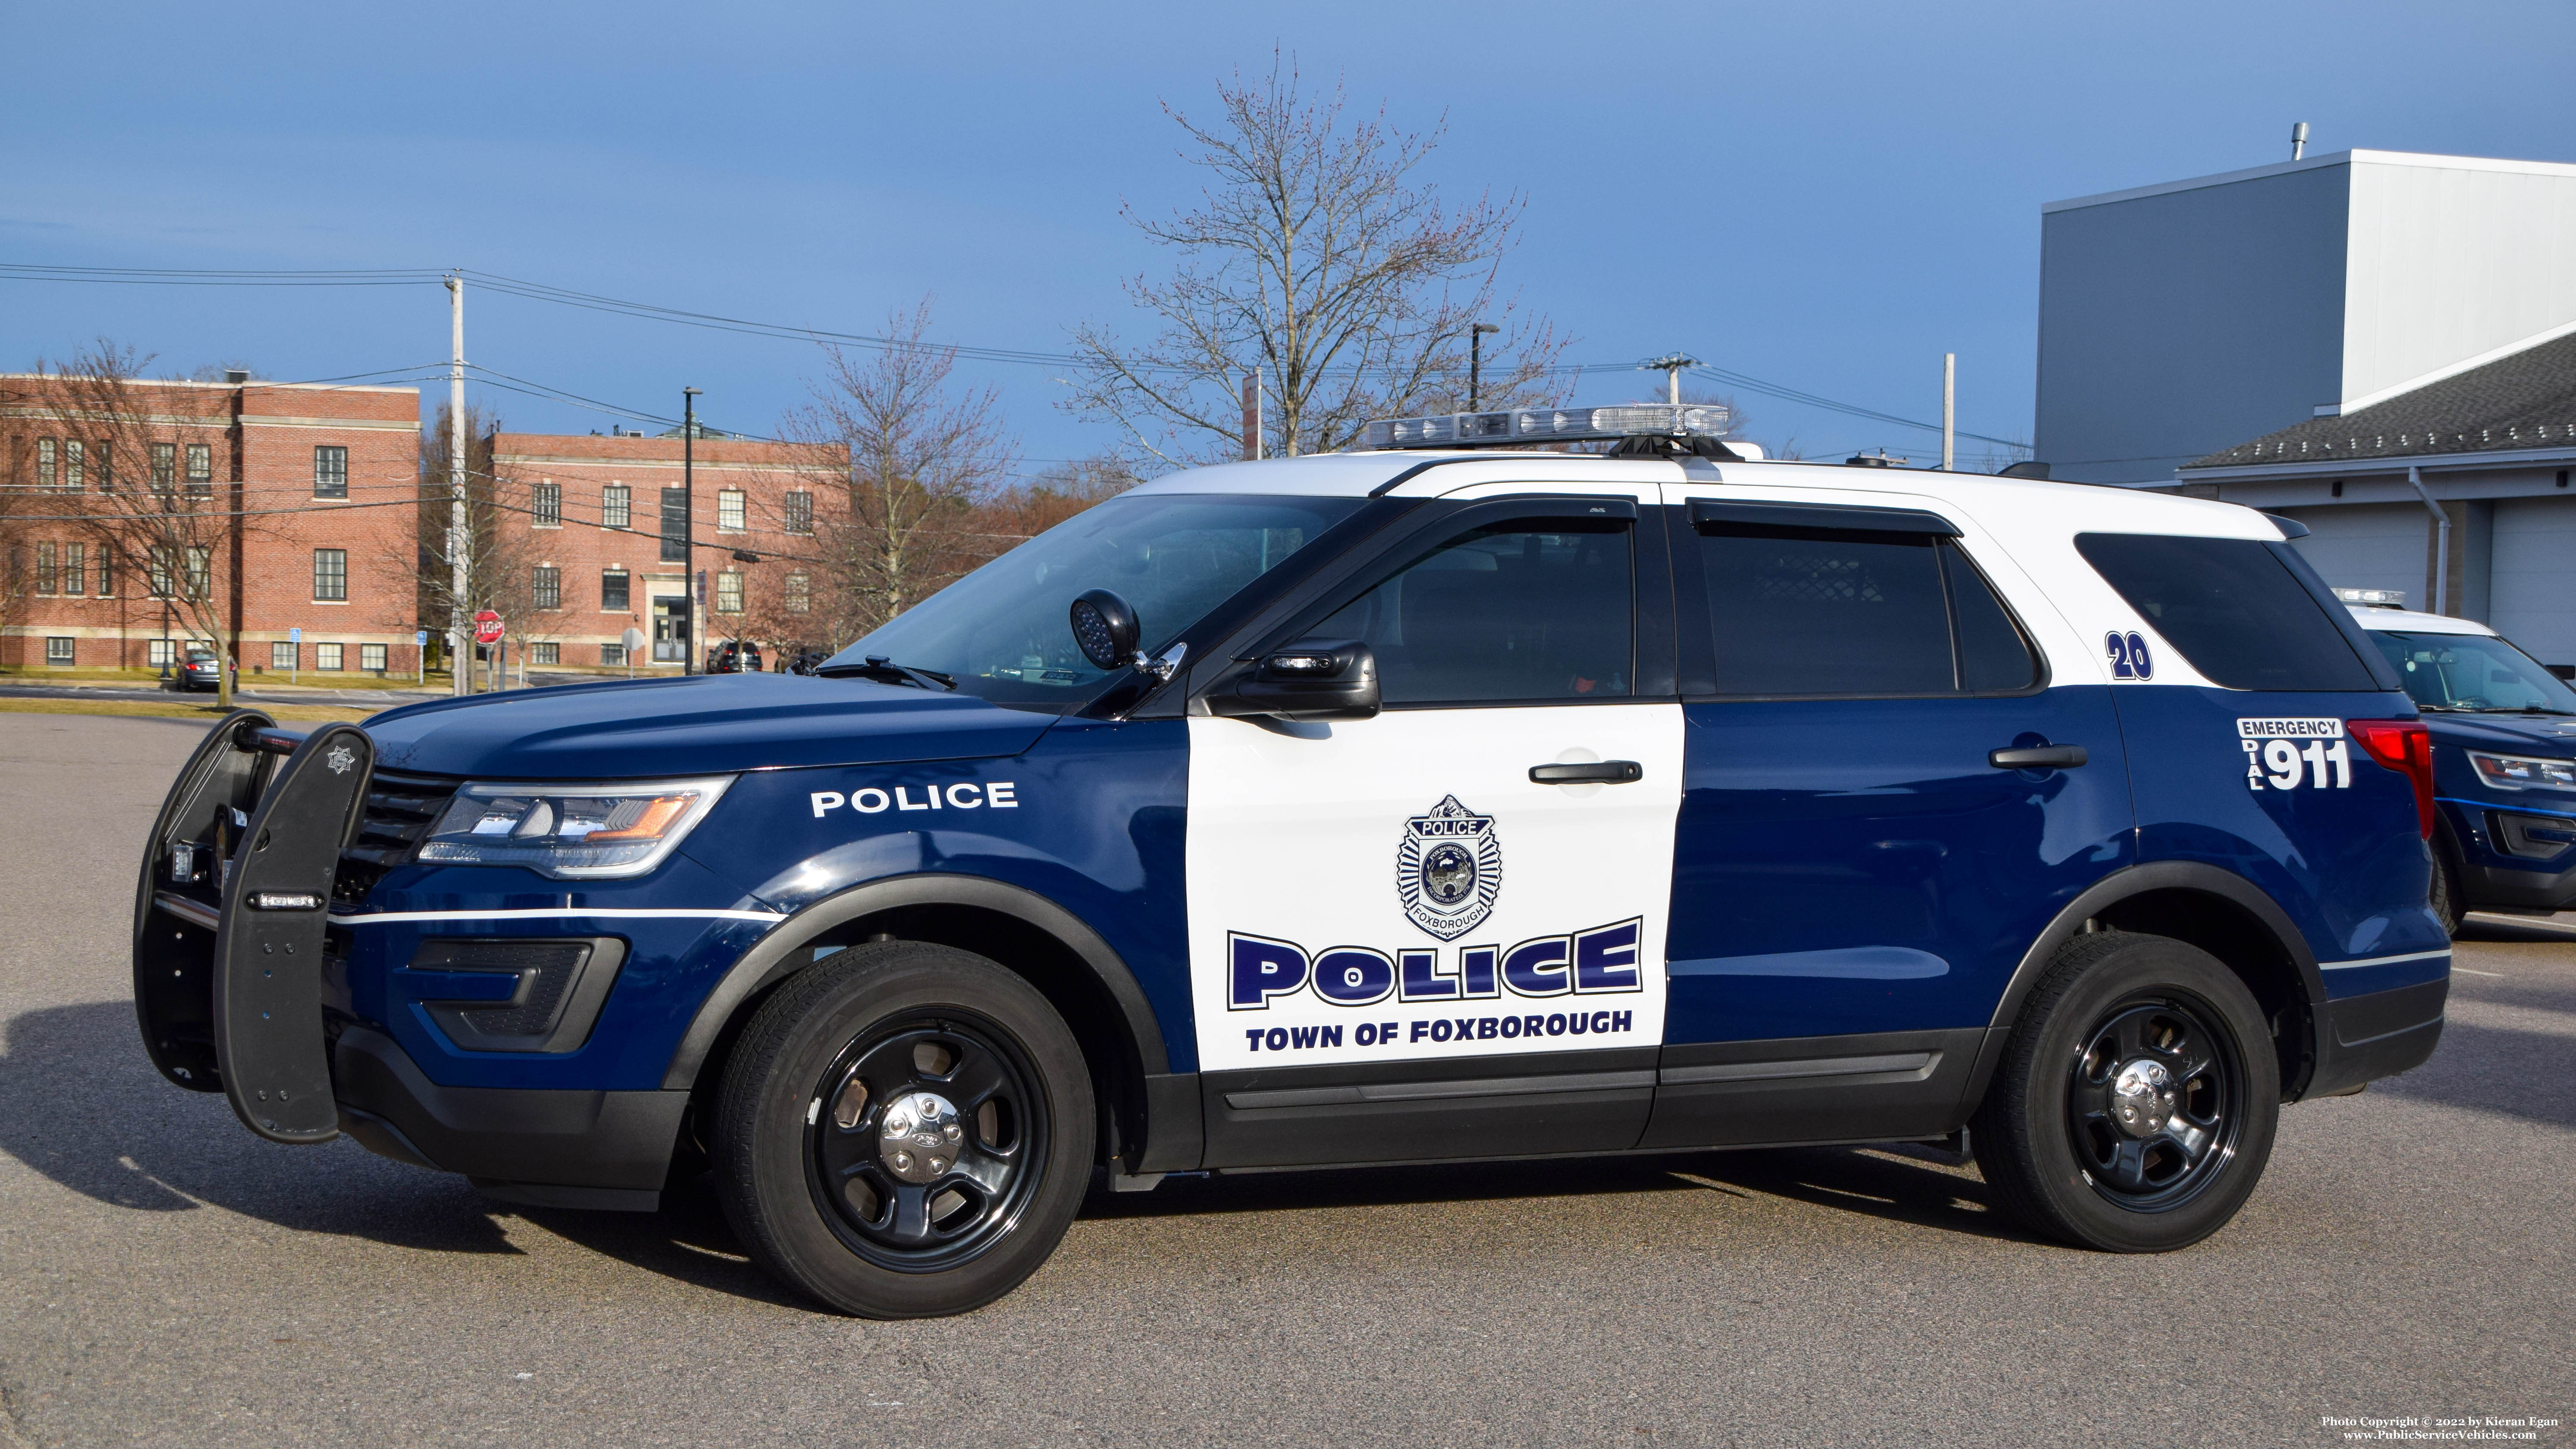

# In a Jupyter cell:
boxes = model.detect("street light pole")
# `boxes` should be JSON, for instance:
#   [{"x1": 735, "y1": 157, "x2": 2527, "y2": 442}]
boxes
[
  {"x1": 682, "y1": 387, "x2": 701, "y2": 675},
  {"x1": 1469, "y1": 322, "x2": 1500, "y2": 410}
]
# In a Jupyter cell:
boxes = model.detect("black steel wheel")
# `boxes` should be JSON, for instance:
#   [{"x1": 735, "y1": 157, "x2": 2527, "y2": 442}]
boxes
[
  {"x1": 2064, "y1": 997, "x2": 2245, "y2": 1211},
  {"x1": 805, "y1": 1014, "x2": 1049, "y2": 1272},
  {"x1": 714, "y1": 940, "x2": 1094, "y2": 1317},
  {"x1": 1972, "y1": 931, "x2": 2280, "y2": 1252}
]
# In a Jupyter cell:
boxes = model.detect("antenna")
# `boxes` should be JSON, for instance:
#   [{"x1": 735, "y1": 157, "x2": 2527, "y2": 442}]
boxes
[{"x1": 2291, "y1": 122, "x2": 2309, "y2": 160}]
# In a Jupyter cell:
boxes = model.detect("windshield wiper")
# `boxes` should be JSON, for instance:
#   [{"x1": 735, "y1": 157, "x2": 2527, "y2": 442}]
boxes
[
  {"x1": 814, "y1": 656, "x2": 957, "y2": 691},
  {"x1": 2469, "y1": 706, "x2": 2576, "y2": 715}
]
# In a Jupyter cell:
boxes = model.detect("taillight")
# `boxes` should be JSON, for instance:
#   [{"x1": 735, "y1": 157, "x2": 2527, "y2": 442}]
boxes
[{"x1": 2348, "y1": 719, "x2": 2436, "y2": 838}]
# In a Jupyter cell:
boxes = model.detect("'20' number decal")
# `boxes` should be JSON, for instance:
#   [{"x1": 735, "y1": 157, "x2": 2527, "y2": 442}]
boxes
[{"x1": 2105, "y1": 631, "x2": 2155, "y2": 681}]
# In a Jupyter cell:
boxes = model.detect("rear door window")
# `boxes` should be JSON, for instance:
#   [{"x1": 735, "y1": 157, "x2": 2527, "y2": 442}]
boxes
[
  {"x1": 1691, "y1": 518, "x2": 2040, "y2": 697},
  {"x1": 2075, "y1": 534, "x2": 2378, "y2": 691}
]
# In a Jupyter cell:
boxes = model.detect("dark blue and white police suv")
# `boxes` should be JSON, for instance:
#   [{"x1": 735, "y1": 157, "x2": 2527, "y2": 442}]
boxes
[
  {"x1": 2342, "y1": 594, "x2": 2576, "y2": 931},
  {"x1": 134, "y1": 406, "x2": 2449, "y2": 1318}
]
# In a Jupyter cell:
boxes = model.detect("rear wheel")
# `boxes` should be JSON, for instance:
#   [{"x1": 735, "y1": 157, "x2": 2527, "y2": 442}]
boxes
[
  {"x1": 2429, "y1": 821, "x2": 2467, "y2": 937},
  {"x1": 1971, "y1": 931, "x2": 2279, "y2": 1252},
  {"x1": 713, "y1": 940, "x2": 1095, "y2": 1317}
]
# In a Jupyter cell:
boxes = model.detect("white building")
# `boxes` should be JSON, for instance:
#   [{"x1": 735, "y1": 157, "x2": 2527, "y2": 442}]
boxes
[{"x1": 2035, "y1": 149, "x2": 2576, "y2": 488}]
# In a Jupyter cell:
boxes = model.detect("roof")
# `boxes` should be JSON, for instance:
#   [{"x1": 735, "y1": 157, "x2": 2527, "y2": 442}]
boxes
[
  {"x1": 2185, "y1": 328, "x2": 2576, "y2": 472},
  {"x1": 1130, "y1": 449, "x2": 2288, "y2": 540},
  {"x1": 2347, "y1": 605, "x2": 2494, "y2": 637},
  {"x1": 2042, "y1": 148, "x2": 2576, "y2": 215}
]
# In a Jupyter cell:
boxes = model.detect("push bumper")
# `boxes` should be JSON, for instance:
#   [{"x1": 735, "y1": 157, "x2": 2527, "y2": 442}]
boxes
[
  {"x1": 2305, "y1": 978, "x2": 2447, "y2": 1098},
  {"x1": 334, "y1": 1027, "x2": 685, "y2": 1210}
]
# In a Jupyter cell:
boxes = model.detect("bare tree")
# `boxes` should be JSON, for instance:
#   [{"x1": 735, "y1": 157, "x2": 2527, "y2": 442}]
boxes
[
  {"x1": 783, "y1": 302, "x2": 1020, "y2": 638},
  {"x1": 0, "y1": 343, "x2": 278, "y2": 705},
  {"x1": 394, "y1": 401, "x2": 541, "y2": 684},
  {"x1": 1068, "y1": 56, "x2": 1568, "y2": 464}
]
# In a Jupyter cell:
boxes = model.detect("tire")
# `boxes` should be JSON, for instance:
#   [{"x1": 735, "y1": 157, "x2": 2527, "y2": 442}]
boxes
[
  {"x1": 1971, "y1": 931, "x2": 2280, "y2": 1252},
  {"x1": 2429, "y1": 821, "x2": 2467, "y2": 937},
  {"x1": 713, "y1": 940, "x2": 1095, "y2": 1317}
]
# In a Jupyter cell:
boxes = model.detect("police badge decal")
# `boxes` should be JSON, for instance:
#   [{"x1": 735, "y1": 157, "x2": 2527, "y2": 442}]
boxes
[{"x1": 1397, "y1": 795, "x2": 1503, "y2": 940}]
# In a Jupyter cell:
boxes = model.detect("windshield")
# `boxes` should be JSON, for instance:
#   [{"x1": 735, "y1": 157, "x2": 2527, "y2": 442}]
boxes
[
  {"x1": 2370, "y1": 629, "x2": 2576, "y2": 713},
  {"x1": 826, "y1": 493, "x2": 1364, "y2": 709}
]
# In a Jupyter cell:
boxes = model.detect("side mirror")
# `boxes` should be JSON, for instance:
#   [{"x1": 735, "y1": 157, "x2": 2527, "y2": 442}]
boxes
[
  {"x1": 1070, "y1": 589, "x2": 1141, "y2": 671},
  {"x1": 1210, "y1": 637, "x2": 1381, "y2": 721}
]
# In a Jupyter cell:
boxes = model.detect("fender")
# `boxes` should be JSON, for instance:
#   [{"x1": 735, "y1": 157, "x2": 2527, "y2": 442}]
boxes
[
  {"x1": 661, "y1": 872, "x2": 1173, "y2": 1091},
  {"x1": 1961, "y1": 861, "x2": 2327, "y2": 1110}
]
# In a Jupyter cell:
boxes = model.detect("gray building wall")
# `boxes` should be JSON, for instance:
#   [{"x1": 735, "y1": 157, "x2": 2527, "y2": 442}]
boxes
[{"x1": 2035, "y1": 162, "x2": 2349, "y2": 485}]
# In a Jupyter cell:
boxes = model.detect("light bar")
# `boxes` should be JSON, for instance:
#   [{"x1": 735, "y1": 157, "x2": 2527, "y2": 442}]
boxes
[
  {"x1": 1360, "y1": 403, "x2": 1735, "y2": 451},
  {"x1": 2334, "y1": 587, "x2": 2408, "y2": 607}
]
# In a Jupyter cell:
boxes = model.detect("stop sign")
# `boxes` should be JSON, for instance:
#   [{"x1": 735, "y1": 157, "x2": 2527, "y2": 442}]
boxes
[{"x1": 473, "y1": 610, "x2": 504, "y2": 646}]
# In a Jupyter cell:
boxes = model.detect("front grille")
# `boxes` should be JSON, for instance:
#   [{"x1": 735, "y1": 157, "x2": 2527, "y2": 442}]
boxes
[{"x1": 334, "y1": 769, "x2": 460, "y2": 906}]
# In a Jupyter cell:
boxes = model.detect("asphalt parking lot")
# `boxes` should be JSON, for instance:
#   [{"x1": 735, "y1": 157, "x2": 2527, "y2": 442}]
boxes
[{"x1": 1, "y1": 713, "x2": 2569, "y2": 1448}]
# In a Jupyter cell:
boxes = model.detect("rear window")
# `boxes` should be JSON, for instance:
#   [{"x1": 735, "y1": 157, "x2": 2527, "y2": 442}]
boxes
[{"x1": 2074, "y1": 533, "x2": 2378, "y2": 691}]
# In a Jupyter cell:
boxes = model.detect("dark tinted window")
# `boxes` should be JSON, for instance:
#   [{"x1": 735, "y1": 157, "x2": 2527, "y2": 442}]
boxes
[
  {"x1": 2075, "y1": 534, "x2": 2377, "y2": 691},
  {"x1": 1315, "y1": 517, "x2": 1632, "y2": 704},
  {"x1": 1697, "y1": 528, "x2": 2037, "y2": 696}
]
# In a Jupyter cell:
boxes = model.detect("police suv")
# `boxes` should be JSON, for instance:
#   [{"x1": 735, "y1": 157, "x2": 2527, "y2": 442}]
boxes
[
  {"x1": 134, "y1": 406, "x2": 2449, "y2": 1318},
  {"x1": 2340, "y1": 591, "x2": 2576, "y2": 931}
]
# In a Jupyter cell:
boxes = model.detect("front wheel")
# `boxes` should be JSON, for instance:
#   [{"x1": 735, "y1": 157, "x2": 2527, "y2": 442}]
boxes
[
  {"x1": 713, "y1": 940, "x2": 1095, "y2": 1317},
  {"x1": 1971, "y1": 931, "x2": 2279, "y2": 1252}
]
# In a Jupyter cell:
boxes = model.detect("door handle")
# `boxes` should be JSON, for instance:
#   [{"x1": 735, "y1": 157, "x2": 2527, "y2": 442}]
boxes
[
  {"x1": 1988, "y1": 745, "x2": 2088, "y2": 770},
  {"x1": 1530, "y1": 760, "x2": 1644, "y2": 784}
]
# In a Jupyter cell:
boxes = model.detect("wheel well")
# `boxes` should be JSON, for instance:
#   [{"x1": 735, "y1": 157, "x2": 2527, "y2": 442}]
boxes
[
  {"x1": 2089, "y1": 888, "x2": 2315, "y2": 1097},
  {"x1": 683, "y1": 904, "x2": 1148, "y2": 1175}
]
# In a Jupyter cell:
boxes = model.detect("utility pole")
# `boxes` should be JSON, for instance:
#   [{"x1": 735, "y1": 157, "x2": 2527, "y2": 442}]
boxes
[
  {"x1": 1469, "y1": 322, "x2": 1499, "y2": 410},
  {"x1": 1239, "y1": 373, "x2": 1262, "y2": 461},
  {"x1": 682, "y1": 387, "x2": 701, "y2": 674},
  {"x1": 1942, "y1": 353, "x2": 1956, "y2": 472},
  {"x1": 1646, "y1": 354, "x2": 1698, "y2": 407},
  {"x1": 445, "y1": 275, "x2": 468, "y2": 696}
]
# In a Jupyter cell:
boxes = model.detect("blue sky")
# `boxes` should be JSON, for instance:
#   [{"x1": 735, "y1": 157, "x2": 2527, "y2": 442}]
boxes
[{"x1": 7, "y1": 1, "x2": 2573, "y2": 474}]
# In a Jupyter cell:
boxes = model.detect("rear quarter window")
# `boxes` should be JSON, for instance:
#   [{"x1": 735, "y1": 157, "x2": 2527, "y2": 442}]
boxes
[{"x1": 2074, "y1": 533, "x2": 2379, "y2": 691}]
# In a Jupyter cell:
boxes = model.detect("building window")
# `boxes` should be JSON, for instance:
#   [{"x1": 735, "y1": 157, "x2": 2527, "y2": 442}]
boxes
[
  {"x1": 602, "y1": 484, "x2": 630, "y2": 530},
  {"x1": 314, "y1": 445, "x2": 348, "y2": 500},
  {"x1": 184, "y1": 445, "x2": 212, "y2": 495},
  {"x1": 184, "y1": 547, "x2": 210, "y2": 600},
  {"x1": 149, "y1": 639, "x2": 176, "y2": 668},
  {"x1": 148, "y1": 547, "x2": 173, "y2": 598},
  {"x1": 531, "y1": 641, "x2": 560, "y2": 665},
  {"x1": 361, "y1": 643, "x2": 388, "y2": 672},
  {"x1": 715, "y1": 569, "x2": 744, "y2": 613},
  {"x1": 62, "y1": 441, "x2": 82, "y2": 493},
  {"x1": 602, "y1": 568, "x2": 630, "y2": 610},
  {"x1": 313, "y1": 548, "x2": 347, "y2": 602},
  {"x1": 317, "y1": 642, "x2": 344, "y2": 671},
  {"x1": 718, "y1": 489, "x2": 746, "y2": 532},
  {"x1": 151, "y1": 443, "x2": 174, "y2": 493},
  {"x1": 533, "y1": 481, "x2": 561, "y2": 527},
  {"x1": 94, "y1": 545, "x2": 113, "y2": 597},
  {"x1": 784, "y1": 490, "x2": 813, "y2": 535},
  {"x1": 45, "y1": 637, "x2": 73, "y2": 665},
  {"x1": 533, "y1": 565, "x2": 561, "y2": 609},
  {"x1": 36, "y1": 438, "x2": 55, "y2": 490},
  {"x1": 62, "y1": 543, "x2": 84, "y2": 596},
  {"x1": 661, "y1": 487, "x2": 688, "y2": 562},
  {"x1": 786, "y1": 571, "x2": 811, "y2": 613},
  {"x1": 34, "y1": 543, "x2": 56, "y2": 595},
  {"x1": 602, "y1": 642, "x2": 627, "y2": 666},
  {"x1": 92, "y1": 443, "x2": 110, "y2": 492},
  {"x1": 271, "y1": 641, "x2": 297, "y2": 671}
]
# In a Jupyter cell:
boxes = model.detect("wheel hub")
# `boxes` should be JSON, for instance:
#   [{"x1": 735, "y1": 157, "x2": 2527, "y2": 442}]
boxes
[
  {"x1": 878, "y1": 1090, "x2": 963, "y2": 1183},
  {"x1": 2107, "y1": 1057, "x2": 2178, "y2": 1138}
]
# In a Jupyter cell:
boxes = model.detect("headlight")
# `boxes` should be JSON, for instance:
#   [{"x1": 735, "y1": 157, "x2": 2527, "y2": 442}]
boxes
[
  {"x1": 2467, "y1": 751, "x2": 2576, "y2": 793},
  {"x1": 416, "y1": 777, "x2": 733, "y2": 878}
]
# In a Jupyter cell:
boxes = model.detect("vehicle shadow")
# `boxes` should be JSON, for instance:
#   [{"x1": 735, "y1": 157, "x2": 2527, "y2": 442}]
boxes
[
  {"x1": 2370, "y1": 1019, "x2": 2576, "y2": 1130},
  {"x1": 0, "y1": 999, "x2": 518, "y2": 1253}
]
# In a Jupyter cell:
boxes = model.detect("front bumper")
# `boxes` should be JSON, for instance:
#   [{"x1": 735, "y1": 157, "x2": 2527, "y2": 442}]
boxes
[{"x1": 334, "y1": 1026, "x2": 685, "y2": 1209}]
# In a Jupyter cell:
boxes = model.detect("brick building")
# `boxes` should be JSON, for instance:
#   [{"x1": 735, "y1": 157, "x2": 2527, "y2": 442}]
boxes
[
  {"x1": 486, "y1": 429, "x2": 842, "y2": 670},
  {"x1": 0, "y1": 375, "x2": 424, "y2": 677}
]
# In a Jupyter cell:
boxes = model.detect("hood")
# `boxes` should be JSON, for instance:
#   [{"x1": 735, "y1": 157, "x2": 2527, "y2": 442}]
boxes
[
  {"x1": 2421, "y1": 712, "x2": 2576, "y2": 755},
  {"x1": 364, "y1": 672, "x2": 1058, "y2": 779}
]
